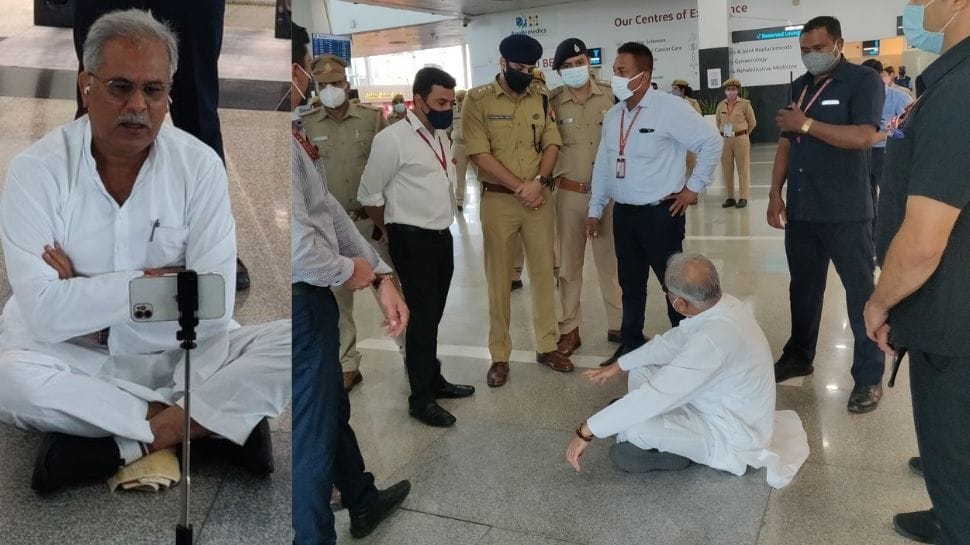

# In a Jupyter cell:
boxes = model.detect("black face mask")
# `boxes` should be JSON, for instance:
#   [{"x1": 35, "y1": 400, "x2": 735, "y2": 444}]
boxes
[
  {"x1": 425, "y1": 105, "x2": 454, "y2": 130},
  {"x1": 505, "y1": 67, "x2": 533, "y2": 93}
]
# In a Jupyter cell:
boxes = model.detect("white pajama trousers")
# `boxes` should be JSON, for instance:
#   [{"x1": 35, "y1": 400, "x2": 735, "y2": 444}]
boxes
[{"x1": 0, "y1": 321, "x2": 291, "y2": 446}]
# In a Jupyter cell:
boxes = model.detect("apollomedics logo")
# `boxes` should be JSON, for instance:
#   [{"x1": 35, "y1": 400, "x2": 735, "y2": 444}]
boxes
[{"x1": 513, "y1": 15, "x2": 547, "y2": 35}]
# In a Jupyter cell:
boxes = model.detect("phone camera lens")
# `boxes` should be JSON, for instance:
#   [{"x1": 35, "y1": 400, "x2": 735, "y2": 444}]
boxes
[
  {"x1": 134, "y1": 310, "x2": 144, "y2": 319},
  {"x1": 144, "y1": 310, "x2": 153, "y2": 319}
]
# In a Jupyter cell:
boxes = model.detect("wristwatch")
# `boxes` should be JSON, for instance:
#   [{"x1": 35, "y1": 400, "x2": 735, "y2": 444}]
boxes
[
  {"x1": 535, "y1": 175, "x2": 553, "y2": 188},
  {"x1": 575, "y1": 421, "x2": 594, "y2": 442},
  {"x1": 800, "y1": 118, "x2": 814, "y2": 134},
  {"x1": 371, "y1": 273, "x2": 395, "y2": 290}
]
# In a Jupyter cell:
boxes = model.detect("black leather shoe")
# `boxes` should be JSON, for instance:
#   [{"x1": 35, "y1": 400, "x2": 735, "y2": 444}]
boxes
[
  {"x1": 236, "y1": 257, "x2": 251, "y2": 291},
  {"x1": 893, "y1": 509, "x2": 939, "y2": 544},
  {"x1": 31, "y1": 433, "x2": 124, "y2": 493},
  {"x1": 774, "y1": 354, "x2": 814, "y2": 382},
  {"x1": 409, "y1": 402, "x2": 457, "y2": 427},
  {"x1": 847, "y1": 383, "x2": 883, "y2": 413},
  {"x1": 721, "y1": 198, "x2": 737, "y2": 208},
  {"x1": 736, "y1": 199, "x2": 748, "y2": 209},
  {"x1": 511, "y1": 280, "x2": 524, "y2": 291},
  {"x1": 908, "y1": 456, "x2": 924, "y2": 477},
  {"x1": 350, "y1": 480, "x2": 412, "y2": 539},
  {"x1": 600, "y1": 343, "x2": 634, "y2": 367},
  {"x1": 435, "y1": 382, "x2": 475, "y2": 399}
]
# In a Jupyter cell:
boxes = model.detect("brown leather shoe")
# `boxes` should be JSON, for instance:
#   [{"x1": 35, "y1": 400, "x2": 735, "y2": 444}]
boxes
[
  {"x1": 343, "y1": 370, "x2": 363, "y2": 392},
  {"x1": 607, "y1": 329, "x2": 622, "y2": 343},
  {"x1": 537, "y1": 351, "x2": 575, "y2": 373},
  {"x1": 556, "y1": 328, "x2": 582, "y2": 357},
  {"x1": 487, "y1": 362, "x2": 509, "y2": 387}
]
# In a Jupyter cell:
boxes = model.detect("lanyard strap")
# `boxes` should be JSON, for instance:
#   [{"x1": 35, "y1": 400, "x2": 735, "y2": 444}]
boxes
[
  {"x1": 797, "y1": 78, "x2": 834, "y2": 114},
  {"x1": 292, "y1": 125, "x2": 319, "y2": 161},
  {"x1": 619, "y1": 106, "x2": 644, "y2": 157},
  {"x1": 408, "y1": 119, "x2": 448, "y2": 173}
]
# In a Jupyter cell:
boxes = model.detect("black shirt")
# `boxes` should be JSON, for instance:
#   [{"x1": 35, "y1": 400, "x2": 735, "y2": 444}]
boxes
[
  {"x1": 877, "y1": 37, "x2": 970, "y2": 357},
  {"x1": 786, "y1": 59, "x2": 884, "y2": 223}
]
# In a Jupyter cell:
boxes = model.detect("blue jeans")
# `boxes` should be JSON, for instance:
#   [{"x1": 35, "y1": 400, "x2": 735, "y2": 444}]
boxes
[{"x1": 292, "y1": 284, "x2": 377, "y2": 545}]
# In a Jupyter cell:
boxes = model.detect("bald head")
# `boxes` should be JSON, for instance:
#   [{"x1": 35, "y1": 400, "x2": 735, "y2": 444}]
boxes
[{"x1": 665, "y1": 253, "x2": 722, "y2": 312}]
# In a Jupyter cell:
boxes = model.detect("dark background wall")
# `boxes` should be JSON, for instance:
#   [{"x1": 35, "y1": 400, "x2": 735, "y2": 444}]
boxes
[{"x1": 691, "y1": 83, "x2": 791, "y2": 143}]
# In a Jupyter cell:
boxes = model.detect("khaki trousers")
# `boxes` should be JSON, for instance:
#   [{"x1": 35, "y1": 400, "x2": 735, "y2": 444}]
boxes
[
  {"x1": 481, "y1": 189, "x2": 558, "y2": 361},
  {"x1": 721, "y1": 135, "x2": 751, "y2": 200},
  {"x1": 556, "y1": 191, "x2": 622, "y2": 333},
  {"x1": 332, "y1": 217, "x2": 403, "y2": 372},
  {"x1": 453, "y1": 141, "x2": 468, "y2": 206}
]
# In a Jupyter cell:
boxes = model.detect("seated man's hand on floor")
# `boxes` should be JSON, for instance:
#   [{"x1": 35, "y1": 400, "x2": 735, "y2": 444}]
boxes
[{"x1": 583, "y1": 362, "x2": 621, "y2": 385}]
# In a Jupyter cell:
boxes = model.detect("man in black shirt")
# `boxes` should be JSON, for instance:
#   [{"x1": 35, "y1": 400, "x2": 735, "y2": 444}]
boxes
[
  {"x1": 866, "y1": 2, "x2": 970, "y2": 543},
  {"x1": 769, "y1": 16, "x2": 886, "y2": 413}
]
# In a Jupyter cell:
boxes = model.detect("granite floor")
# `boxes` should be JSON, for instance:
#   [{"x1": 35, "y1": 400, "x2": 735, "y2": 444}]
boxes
[{"x1": 336, "y1": 144, "x2": 930, "y2": 545}]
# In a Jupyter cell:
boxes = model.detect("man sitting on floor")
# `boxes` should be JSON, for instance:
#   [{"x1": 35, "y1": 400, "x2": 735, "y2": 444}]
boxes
[
  {"x1": 566, "y1": 253, "x2": 807, "y2": 487},
  {"x1": 0, "y1": 9, "x2": 290, "y2": 493}
]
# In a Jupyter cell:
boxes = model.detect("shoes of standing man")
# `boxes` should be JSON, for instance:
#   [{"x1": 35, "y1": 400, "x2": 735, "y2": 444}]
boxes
[
  {"x1": 435, "y1": 382, "x2": 476, "y2": 399},
  {"x1": 721, "y1": 198, "x2": 737, "y2": 208},
  {"x1": 847, "y1": 383, "x2": 883, "y2": 413},
  {"x1": 556, "y1": 328, "x2": 582, "y2": 357},
  {"x1": 736, "y1": 199, "x2": 748, "y2": 209},
  {"x1": 349, "y1": 480, "x2": 412, "y2": 539},
  {"x1": 343, "y1": 370, "x2": 363, "y2": 393},
  {"x1": 487, "y1": 362, "x2": 509, "y2": 387},
  {"x1": 31, "y1": 433, "x2": 124, "y2": 493},
  {"x1": 537, "y1": 351, "x2": 575, "y2": 373},
  {"x1": 909, "y1": 456, "x2": 924, "y2": 477},
  {"x1": 600, "y1": 343, "x2": 633, "y2": 367},
  {"x1": 236, "y1": 257, "x2": 251, "y2": 291},
  {"x1": 773, "y1": 353, "x2": 814, "y2": 382},
  {"x1": 409, "y1": 402, "x2": 457, "y2": 427},
  {"x1": 893, "y1": 509, "x2": 940, "y2": 544},
  {"x1": 607, "y1": 329, "x2": 622, "y2": 343},
  {"x1": 510, "y1": 279, "x2": 524, "y2": 291}
]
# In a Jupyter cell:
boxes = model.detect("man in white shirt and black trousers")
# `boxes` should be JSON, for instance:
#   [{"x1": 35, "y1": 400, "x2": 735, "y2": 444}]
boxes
[
  {"x1": 588, "y1": 42, "x2": 722, "y2": 366},
  {"x1": 358, "y1": 67, "x2": 476, "y2": 428}
]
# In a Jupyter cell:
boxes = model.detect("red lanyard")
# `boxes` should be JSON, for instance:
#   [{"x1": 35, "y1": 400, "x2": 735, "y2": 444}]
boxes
[
  {"x1": 408, "y1": 119, "x2": 448, "y2": 173},
  {"x1": 797, "y1": 78, "x2": 834, "y2": 114},
  {"x1": 619, "y1": 106, "x2": 644, "y2": 157},
  {"x1": 292, "y1": 125, "x2": 319, "y2": 161}
]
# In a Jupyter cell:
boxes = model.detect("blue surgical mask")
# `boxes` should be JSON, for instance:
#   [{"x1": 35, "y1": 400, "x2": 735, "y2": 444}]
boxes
[
  {"x1": 903, "y1": 0, "x2": 959, "y2": 55},
  {"x1": 560, "y1": 66, "x2": 590, "y2": 88},
  {"x1": 393, "y1": 103, "x2": 406, "y2": 114}
]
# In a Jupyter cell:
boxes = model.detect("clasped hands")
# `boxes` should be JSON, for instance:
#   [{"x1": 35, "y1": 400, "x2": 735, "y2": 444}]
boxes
[
  {"x1": 565, "y1": 361, "x2": 623, "y2": 472},
  {"x1": 514, "y1": 178, "x2": 545, "y2": 210}
]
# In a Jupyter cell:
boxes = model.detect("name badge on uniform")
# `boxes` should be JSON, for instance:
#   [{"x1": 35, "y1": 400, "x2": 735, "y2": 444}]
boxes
[
  {"x1": 821, "y1": 99, "x2": 840, "y2": 106},
  {"x1": 560, "y1": 118, "x2": 575, "y2": 124},
  {"x1": 488, "y1": 114, "x2": 513, "y2": 120},
  {"x1": 616, "y1": 157, "x2": 626, "y2": 179},
  {"x1": 723, "y1": 123, "x2": 735, "y2": 137},
  {"x1": 312, "y1": 135, "x2": 329, "y2": 142}
]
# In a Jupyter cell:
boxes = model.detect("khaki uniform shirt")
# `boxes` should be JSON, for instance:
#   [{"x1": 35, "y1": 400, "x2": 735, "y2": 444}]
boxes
[
  {"x1": 686, "y1": 97, "x2": 703, "y2": 115},
  {"x1": 462, "y1": 77, "x2": 562, "y2": 182},
  {"x1": 716, "y1": 98, "x2": 757, "y2": 134},
  {"x1": 550, "y1": 80, "x2": 614, "y2": 183},
  {"x1": 300, "y1": 102, "x2": 388, "y2": 211},
  {"x1": 450, "y1": 100, "x2": 464, "y2": 143},
  {"x1": 387, "y1": 111, "x2": 409, "y2": 125}
]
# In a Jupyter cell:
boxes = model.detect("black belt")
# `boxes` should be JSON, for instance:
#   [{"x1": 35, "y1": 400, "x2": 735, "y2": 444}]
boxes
[
  {"x1": 386, "y1": 223, "x2": 451, "y2": 235},
  {"x1": 292, "y1": 282, "x2": 326, "y2": 295}
]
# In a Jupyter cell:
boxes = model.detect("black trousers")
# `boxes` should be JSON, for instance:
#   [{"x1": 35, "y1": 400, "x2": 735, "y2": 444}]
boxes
[
  {"x1": 909, "y1": 350, "x2": 970, "y2": 545},
  {"x1": 870, "y1": 147, "x2": 885, "y2": 242},
  {"x1": 73, "y1": 0, "x2": 226, "y2": 161},
  {"x1": 387, "y1": 224, "x2": 454, "y2": 410},
  {"x1": 612, "y1": 202, "x2": 685, "y2": 348},
  {"x1": 782, "y1": 221, "x2": 884, "y2": 386}
]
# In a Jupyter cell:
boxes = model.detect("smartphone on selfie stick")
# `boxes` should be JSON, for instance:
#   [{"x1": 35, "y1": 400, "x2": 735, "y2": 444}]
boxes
[{"x1": 129, "y1": 271, "x2": 226, "y2": 545}]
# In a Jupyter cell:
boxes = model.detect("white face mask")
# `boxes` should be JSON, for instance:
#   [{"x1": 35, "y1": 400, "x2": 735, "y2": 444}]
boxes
[
  {"x1": 611, "y1": 72, "x2": 643, "y2": 101},
  {"x1": 319, "y1": 84, "x2": 347, "y2": 109},
  {"x1": 560, "y1": 65, "x2": 590, "y2": 88},
  {"x1": 393, "y1": 103, "x2": 406, "y2": 114}
]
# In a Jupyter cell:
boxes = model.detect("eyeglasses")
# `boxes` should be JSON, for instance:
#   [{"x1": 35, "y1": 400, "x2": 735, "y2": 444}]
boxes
[{"x1": 90, "y1": 74, "x2": 172, "y2": 104}]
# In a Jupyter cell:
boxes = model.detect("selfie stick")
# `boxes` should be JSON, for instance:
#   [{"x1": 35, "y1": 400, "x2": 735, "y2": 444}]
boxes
[{"x1": 175, "y1": 270, "x2": 199, "y2": 545}]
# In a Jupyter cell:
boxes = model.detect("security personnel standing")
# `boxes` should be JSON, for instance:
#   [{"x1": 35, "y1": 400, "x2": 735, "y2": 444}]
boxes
[
  {"x1": 451, "y1": 89, "x2": 469, "y2": 210},
  {"x1": 387, "y1": 93, "x2": 409, "y2": 124},
  {"x1": 671, "y1": 79, "x2": 704, "y2": 196},
  {"x1": 300, "y1": 53, "x2": 392, "y2": 392},
  {"x1": 716, "y1": 78, "x2": 757, "y2": 209},
  {"x1": 463, "y1": 34, "x2": 572, "y2": 388},
  {"x1": 549, "y1": 37, "x2": 622, "y2": 356}
]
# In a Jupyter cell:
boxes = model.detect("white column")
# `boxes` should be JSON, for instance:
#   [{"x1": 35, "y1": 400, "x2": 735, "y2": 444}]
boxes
[
  {"x1": 293, "y1": 0, "x2": 333, "y2": 34},
  {"x1": 698, "y1": 0, "x2": 730, "y2": 50}
]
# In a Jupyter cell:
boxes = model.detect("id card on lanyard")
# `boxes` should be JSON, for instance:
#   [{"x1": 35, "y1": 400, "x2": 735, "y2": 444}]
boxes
[{"x1": 617, "y1": 106, "x2": 643, "y2": 179}]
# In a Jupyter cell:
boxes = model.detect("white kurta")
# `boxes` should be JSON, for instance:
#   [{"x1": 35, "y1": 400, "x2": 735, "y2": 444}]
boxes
[
  {"x1": 0, "y1": 117, "x2": 290, "y2": 445},
  {"x1": 586, "y1": 295, "x2": 808, "y2": 488}
]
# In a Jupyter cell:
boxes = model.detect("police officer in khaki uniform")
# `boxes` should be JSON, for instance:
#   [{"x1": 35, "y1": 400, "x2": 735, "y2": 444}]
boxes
[
  {"x1": 450, "y1": 89, "x2": 469, "y2": 210},
  {"x1": 300, "y1": 53, "x2": 393, "y2": 391},
  {"x1": 716, "y1": 78, "x2": 757, "y2": 208},
  {"x1": 672, "y1": 79, "x2": 703, "y2": 204},
  {"x1": 549, "y1": 38, "x2": 622, "y2": 357},
  {"x1": 463, "y1": 34, "x2": 573, "y2": 387},
  {"x1": 387, "y1": 93, "x2": 409, "y2": 124}
]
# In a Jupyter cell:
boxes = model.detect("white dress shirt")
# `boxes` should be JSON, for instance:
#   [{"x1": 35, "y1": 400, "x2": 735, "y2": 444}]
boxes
[
  {"x1": 291, "y1": 134, "x2": 391, "y2": 287},
  {"x1": 587, "y1": 295, "x2": 808, "y2": 487},
  {"x1": 357, "y1": 110, "x2": 456, "y2": 230},
  {"x1": 588, "y1": 89, "x2": 723, "y2": 218},
  {"x1": 0, "y1": 116, "x2": 237, "y2": 379}
]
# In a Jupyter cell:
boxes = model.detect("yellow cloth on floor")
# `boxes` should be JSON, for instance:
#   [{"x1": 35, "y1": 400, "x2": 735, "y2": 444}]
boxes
[{"x1": 107, "y1": 448, "x2": 181, "y2": 492}]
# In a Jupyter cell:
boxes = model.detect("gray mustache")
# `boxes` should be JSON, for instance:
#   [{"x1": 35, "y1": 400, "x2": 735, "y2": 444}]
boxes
[{"x1": 115, "y1": 112, "x2": 151, "y2": 128}]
